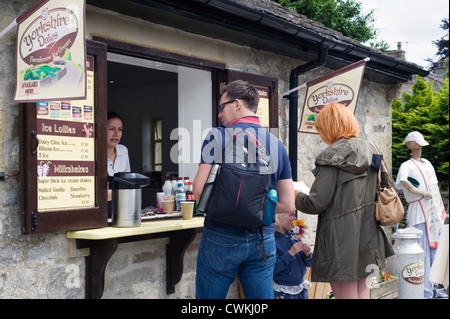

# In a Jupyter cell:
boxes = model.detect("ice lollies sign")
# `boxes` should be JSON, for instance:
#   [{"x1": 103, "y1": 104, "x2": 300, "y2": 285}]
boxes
[
  {"x1": 13, "y1": 0, "x2": 86, "y2": 103},
  {"x1": 36, "y1": 56, "x2": 95, "y2": 211}
]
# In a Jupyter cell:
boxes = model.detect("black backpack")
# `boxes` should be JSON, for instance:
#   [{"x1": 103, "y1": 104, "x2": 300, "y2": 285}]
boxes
[{"x1": 202, "y1": 124, "x2": 272, "y2": 228}]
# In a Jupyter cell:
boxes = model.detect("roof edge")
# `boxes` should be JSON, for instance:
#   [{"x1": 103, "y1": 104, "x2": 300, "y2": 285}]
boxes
[{"x1": 195, "y1": 0, "x2": 429, "y2": 78}]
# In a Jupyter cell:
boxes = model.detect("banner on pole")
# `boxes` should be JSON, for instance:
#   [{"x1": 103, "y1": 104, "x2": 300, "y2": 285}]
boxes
[
  {"x1": 298, "y1": 59, "x2": 366, "y2": 134},
  {"x1": 13, "y1": 0, "x2": 86, "y2": 103}
]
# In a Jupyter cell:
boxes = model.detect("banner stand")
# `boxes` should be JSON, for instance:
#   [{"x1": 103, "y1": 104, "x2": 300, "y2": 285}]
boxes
[
  {"x1": 0, "y1": 19, "x2": 17, "y2": 40},
  {"x1": 280, "y1": 57, "x2": 370, "y2": 98}
]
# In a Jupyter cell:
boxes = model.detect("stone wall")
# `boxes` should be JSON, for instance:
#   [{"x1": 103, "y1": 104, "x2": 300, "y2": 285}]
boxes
[
  {"x1": 102, "y1": 236, "x2": 204, "y2": 298},
  {"x1": 1, "y1": 1, "x2": 399, "y2": 298}
]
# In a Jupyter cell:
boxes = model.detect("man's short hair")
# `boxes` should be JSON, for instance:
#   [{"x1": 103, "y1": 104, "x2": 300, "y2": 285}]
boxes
[{"x1": 220, "y1": 80, "x2": 260, "y2": 113}]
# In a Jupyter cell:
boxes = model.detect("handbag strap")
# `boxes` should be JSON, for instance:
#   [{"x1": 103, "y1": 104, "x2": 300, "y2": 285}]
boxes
[
  {"x1": 368, "y1": 141, "x2": 396, "y2": 189},
  {"x1": 368, "y1": 142, "x2": 382, "y2": 191}
]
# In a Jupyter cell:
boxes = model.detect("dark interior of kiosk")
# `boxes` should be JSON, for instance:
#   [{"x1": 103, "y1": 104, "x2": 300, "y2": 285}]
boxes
[{"x1": 107, "y1": 61, "x2": 179, "y2": 208}]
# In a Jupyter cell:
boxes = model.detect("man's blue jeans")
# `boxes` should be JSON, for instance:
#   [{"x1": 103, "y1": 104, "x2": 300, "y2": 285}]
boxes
[{"x1": 196, "y1": 227, "x2": 276, "y2": 299}]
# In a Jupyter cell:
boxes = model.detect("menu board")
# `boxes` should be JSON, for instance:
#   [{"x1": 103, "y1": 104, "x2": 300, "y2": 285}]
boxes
[
  {"x1": 36, "y1": 56, "x2": 95, "y2": 211},
  {"x1": 255, "y1": 86, "x2": 270, "y2": 130}
]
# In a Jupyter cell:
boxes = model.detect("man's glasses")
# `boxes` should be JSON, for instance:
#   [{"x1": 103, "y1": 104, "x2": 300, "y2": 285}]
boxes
[{"x1": 218, "y1": 99, "x2": 236, "y2": 113}]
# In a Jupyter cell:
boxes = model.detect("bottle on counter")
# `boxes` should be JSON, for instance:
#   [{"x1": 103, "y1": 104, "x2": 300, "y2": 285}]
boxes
[
  {"x1": 175, "y1": 182, "x2": 186, "y2": 212},
  {"x1": 183, "y1": 177, "x2": 190, "y2": 192},
  {"x1": 185, "y1": 181, "x2": 198, "y2": 215},
  {"x1": 185, "y1": 181, "x2": 194, "y2": 201},
  {"x1": 171, "y1": 177, "x2": 178, "y2": 195},
  {"x1": 162, "y1": 178, "x2": 173, "y2": 196},
  {"x1": 177, "y1": 177, "x2": 183, "y2": 195}
]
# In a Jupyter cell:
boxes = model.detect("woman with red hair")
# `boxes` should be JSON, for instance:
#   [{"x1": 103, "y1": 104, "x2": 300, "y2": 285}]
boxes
[{"x1": 295, "y1": 103, "x2": 394, "y2": 299}]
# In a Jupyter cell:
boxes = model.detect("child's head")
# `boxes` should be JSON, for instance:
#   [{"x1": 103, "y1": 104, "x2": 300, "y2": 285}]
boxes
[{"x1": 275, "y1": 211, "x2": 296, "y2": 233}]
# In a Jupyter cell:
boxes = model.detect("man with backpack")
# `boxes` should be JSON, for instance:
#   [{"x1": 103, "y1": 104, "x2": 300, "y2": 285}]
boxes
[{"x1": 193, "y1": 80, "x2": 295, "y2": 299}]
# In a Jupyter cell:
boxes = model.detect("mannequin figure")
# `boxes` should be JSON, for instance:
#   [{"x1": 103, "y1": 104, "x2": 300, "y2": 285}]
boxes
[
  {"x1": 399, "y1": 140, "x2": 432, "y2": 198},
  {"x1": 396, "y1": 131, "x2": 446, "y2": 298}
]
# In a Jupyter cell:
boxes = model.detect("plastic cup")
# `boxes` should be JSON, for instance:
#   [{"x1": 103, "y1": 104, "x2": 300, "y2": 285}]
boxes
[
  {"x1": 156, "y1": 192, "x2": 165, "y2": 212},
  {"x1": 161, "y1": 200, "x2": 175, "y2": 212},
  {"x1": 180, "y1": 201, "x2": 194, "y2": 220}
]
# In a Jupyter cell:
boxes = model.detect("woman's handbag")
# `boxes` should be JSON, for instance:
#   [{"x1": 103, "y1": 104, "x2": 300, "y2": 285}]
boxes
[{"x1": 369, "y1": 142, "x2": 405, "y2": 226}]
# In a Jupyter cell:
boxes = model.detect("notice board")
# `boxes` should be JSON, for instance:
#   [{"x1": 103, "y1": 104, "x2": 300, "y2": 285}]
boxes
[
  {"x1": 36, "y1": 56, "x2": 95, "y2": 211},
  {"x1": 19, "y1": 40, "x2": 107, "y2": 234},
  {"x1": 222, "y1": 70, "x2": 278, "y2": 133}
]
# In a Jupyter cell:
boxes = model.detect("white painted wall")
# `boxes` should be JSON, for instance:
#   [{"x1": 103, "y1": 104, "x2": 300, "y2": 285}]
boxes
[{"x1": 176, "y1": 66, "x2": 212, "y2": 181}]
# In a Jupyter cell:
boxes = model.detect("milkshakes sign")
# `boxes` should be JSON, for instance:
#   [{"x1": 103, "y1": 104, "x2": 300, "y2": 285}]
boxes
[
  {"x1": 298, "y1": 59, "x2": 366, "y2": 134},
  {"x1": 13, "y1": 0, "x2": 86, "y2": 103}
]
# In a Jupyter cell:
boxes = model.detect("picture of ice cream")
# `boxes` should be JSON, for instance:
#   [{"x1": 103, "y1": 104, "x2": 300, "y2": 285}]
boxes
[
  {"x1": 37, "y1": 161, "x2": 51, "y2": 177},
  {"x1": 82, "y1": 123, "x2": 94, "y2": 137}
]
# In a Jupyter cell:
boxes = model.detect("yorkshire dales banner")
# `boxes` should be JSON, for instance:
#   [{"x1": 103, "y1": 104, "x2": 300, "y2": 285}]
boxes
[
  {"x1": 298, "y1": 59, "x2": 366, "y2": 134},
  {"x1": 13, "y1": 0, "x2": 86, "y2": 103}
]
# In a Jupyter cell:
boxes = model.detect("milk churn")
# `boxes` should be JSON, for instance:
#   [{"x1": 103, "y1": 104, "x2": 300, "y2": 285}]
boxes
[
  {"x1": 108, "y1": 172, "x2": 150, "y2": 227},
  {"x1": 387, "y1": 227, "x2": 425, "y2": 299}
]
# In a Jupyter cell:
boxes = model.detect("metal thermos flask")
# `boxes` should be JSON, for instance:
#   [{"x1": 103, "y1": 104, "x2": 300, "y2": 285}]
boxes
[
  {"x1": 197, "y1": 164, "x2": 219, "y2": 212},
  {"x1": 108, "y1": 172, "x2": 150, "y2": 227}
]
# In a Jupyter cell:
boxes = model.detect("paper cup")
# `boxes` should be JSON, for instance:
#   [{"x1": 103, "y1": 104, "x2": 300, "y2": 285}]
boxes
[
  {"x1": 180, "y1": 201, "x2": 195, "y2": 220},
  {"x1": 161, "y1": 200, "x2": 175, "y2": 212}
]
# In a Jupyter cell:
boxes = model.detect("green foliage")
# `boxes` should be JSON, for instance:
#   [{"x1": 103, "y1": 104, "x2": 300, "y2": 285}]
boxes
[
  {"x1": 392, "y1": 61, "x2": 449, "y2": 183},
  {"x1": 273, "y1": 0, "x2": 377, "y2": 42},
  {"x1": 426, "y1": 16, "x2": 448, "y2": 70},
  {"x1": 368, "y1": 39, "x2": 390, "y2": 52}
]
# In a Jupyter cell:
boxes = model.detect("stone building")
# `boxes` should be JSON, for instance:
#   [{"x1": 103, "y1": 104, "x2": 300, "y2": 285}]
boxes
[{"x1": 0, "y1": 0, "x2": 428, "y2": 298}]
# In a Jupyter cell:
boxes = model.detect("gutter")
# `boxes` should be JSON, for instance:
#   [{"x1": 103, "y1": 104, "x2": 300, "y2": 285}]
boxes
[
  {"x1": 288, "y1": 47, "x2": 328, "y2": 181},
  {"x1": 191, "y1": 0, "x2": 429, "y2": 79},
  {"x1": 93, "y1": 0, "x2": 429, "y2": 79}
]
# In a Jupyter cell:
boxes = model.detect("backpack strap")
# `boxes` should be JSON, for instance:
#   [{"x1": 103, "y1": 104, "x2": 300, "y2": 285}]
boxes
[
  {"x1": 222, "y1": 124, "x2": 261, "y2": 148},
  {"x1": 221, "y1": 124, "x2": 270, "y2": 170}
]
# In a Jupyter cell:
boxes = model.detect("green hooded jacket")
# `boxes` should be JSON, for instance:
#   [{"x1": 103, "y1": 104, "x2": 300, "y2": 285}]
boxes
[{"x1": 296, "y1": 137, "x2": 394, "y2": 283}]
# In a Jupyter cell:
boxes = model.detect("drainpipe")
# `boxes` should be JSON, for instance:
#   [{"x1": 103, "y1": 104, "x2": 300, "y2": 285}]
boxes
[{"x1": 288, "y1": 46, "x2": 328, "y2": 181}]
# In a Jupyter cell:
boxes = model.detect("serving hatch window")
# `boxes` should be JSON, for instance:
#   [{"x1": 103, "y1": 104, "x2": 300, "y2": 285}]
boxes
[{"x1": 106, "y1": 53, "x2": 212, "y2": 207}]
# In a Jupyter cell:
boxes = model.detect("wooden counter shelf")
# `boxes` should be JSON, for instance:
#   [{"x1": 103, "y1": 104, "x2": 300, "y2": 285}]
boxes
[{"x1": 67, "y1": 217, "x2": 205, "y2": 299}]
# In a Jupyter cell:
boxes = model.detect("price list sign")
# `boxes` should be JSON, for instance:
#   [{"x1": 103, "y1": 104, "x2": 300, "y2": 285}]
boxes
[
  {"x1": 255, "y1": 86, "x2": 270, "y2": 130},
  {"x1": 36, "y1": 56, "x2": 95, "y2": 211}
]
